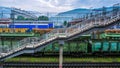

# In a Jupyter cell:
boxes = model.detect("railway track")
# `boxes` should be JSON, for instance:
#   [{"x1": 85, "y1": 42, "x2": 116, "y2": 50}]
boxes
[{"x1": 2, "y1": 62, "x2": 120, "y2": 68}]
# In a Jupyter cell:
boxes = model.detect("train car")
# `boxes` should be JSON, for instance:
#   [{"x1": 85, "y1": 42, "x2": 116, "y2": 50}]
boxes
[
  {"x1": 0, "y1": 20, "x2": 54, "y2": 33},
  {"x1": 92, "y1": 42, "x2": 120, "y2": 53},
  {"x1": 33, "y1": 28, "x2": 54, "y2": 34},
  {"x1": 9, "y1": 22, "x2": 54, "y2": 32}
]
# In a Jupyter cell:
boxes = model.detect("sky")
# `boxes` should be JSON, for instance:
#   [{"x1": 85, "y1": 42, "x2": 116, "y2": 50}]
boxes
[{"x1": 0, "y1": 0, "x2": 120, "y2": 13}]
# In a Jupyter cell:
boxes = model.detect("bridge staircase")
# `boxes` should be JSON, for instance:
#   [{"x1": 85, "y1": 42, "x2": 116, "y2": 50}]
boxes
[{"x1": 0, "y1": 10, "x2": 120, "y2": 61}]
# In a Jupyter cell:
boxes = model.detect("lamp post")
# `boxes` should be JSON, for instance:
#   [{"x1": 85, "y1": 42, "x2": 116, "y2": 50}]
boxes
[{"x1": 59, "y1": 40, "x2": 64, "y2": 68}]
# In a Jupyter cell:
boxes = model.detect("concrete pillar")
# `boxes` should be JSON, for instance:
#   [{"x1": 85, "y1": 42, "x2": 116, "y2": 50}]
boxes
[{"x1": 59, "y1": 41, "x2": 64, "y2": 68}]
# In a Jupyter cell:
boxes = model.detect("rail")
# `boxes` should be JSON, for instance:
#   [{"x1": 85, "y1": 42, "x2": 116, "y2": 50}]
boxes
[{"x1": 0, "y1": 10, "x2": 120, "y2": 60}]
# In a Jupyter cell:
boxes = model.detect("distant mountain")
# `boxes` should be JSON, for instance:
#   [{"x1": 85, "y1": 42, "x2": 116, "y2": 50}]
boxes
[
  {"x1": 50, "y1": 8, "x2": 91, "y2": 25},
  {"x1": 57, "y1": 8, "x2": 90, "y2": 18},
  {"x1": 57, "y1": 7, "x2": 116, "y2": 18},
  {"x1": 93, "y1": 7, "x2": 114, "y2": 11},
  {"x1": 50, "y1": 6, "x2": 120, "y2": 25},
  {"x1": 58, "y1": 8, "x2": 90, "y2": 15}
]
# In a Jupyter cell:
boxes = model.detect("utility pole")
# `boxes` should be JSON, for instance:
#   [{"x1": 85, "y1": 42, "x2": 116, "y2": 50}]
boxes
[
  {"x1": 10, "y1": 8, "x2": 15, "y2": 33},
  {"x1": 113, "y1": 3, "x2": 120, "y2": 15},
  {"x1": 47, "y1": 12, "x2": 49, "y2": 20},
  {"x1": 0, "y1": 11, "x2": 3, "y2": 18}
]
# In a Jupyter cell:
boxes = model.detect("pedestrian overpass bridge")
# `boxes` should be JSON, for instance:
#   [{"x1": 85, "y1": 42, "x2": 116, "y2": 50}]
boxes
[{"x1": 0, "y1": 10, "x2": 120, "y2": 61}]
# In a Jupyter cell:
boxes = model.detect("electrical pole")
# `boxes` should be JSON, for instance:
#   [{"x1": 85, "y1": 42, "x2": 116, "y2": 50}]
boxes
[
  {"x1": 10, "y1": 9, "x2": 15, "y2": 33},
  {"x1": 0, "y1": 11, "x2": 3, "y2": 18}
]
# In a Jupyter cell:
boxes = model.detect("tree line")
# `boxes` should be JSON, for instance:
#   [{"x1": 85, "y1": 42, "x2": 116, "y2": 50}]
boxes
[{"x1": 16, "y1": 16, "x2": 49, "y2": 21}]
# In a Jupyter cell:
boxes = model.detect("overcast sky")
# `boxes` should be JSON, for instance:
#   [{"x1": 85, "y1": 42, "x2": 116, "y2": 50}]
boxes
[{"x1": 0, "y1": 0, "x2": 119, "y2": 13}]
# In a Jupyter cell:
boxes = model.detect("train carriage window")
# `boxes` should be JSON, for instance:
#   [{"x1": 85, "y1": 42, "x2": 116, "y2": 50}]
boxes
[
  {"x1": 93, "y1": 42, "x2": 101, "y2": 52},
  {"x1": 103, "y1": 42, "x2": 109, "y2": 51},
  {"x1": 111, "y1": 42, "x2": 117, "y2": 51}
]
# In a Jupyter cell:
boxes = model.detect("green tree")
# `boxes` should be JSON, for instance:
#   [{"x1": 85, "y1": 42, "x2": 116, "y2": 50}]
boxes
[
  {"x1": 90, "y1": 13, "x2": 93, "y2": 17},
  {"x1": 63, "y1": 21, "x2": 67, "y2": 27},
  {"x1": 38, "y1": 16, "x2": 49, "y2": 21},
  {"x1": 102, "y1": 6, "x2": 107, "y2": 15},
  {"x1": 16, "y1": 16, "x2": 25, "y2": 20},
  {"x1": 25, "y1": 18, "x2": 34, "y2": 20}
]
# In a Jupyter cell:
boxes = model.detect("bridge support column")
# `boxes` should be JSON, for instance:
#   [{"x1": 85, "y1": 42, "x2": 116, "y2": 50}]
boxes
[{"x1": 59, "y1": 41, "x2": 64, "y2": 68}]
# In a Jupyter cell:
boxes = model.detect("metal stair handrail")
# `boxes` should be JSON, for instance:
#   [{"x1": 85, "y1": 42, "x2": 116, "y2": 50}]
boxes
[{"x1": 0, "y1": 10, "x2": 120, "y2": 59}]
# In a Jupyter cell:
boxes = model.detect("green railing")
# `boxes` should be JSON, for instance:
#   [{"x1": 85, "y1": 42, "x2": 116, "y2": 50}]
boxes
[
  {"x1": 100, "y1": 33, "x2": 120, "y2": 38},
  {"x1": 0, "y1": 33, "x2": 34, "y2": 37}
]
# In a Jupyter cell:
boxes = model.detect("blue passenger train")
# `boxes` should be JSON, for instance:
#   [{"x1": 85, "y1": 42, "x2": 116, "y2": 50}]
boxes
[
  {"x1": 0, "y1": 20, "x2": 54, "y2": 32},
  {"x1": 9, "y1": 23, "x2": 54, "y2": 31}
]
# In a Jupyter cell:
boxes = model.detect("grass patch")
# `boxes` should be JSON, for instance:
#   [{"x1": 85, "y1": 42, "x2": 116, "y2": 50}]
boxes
[
  {"x1": 5, "y1": 57, "x2": 120, "y2": 62},
  {"x1": 5, "y1": 57, "x2": 59, "y2": 62}
]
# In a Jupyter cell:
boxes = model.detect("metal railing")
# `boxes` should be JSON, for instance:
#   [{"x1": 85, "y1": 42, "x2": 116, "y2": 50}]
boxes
[
  {"x1": 11, "y1": 8, "x2": 37, "y2": 19},
  {"x1": 0, "y1": 10, "x2": 120, "y2": 59}
]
